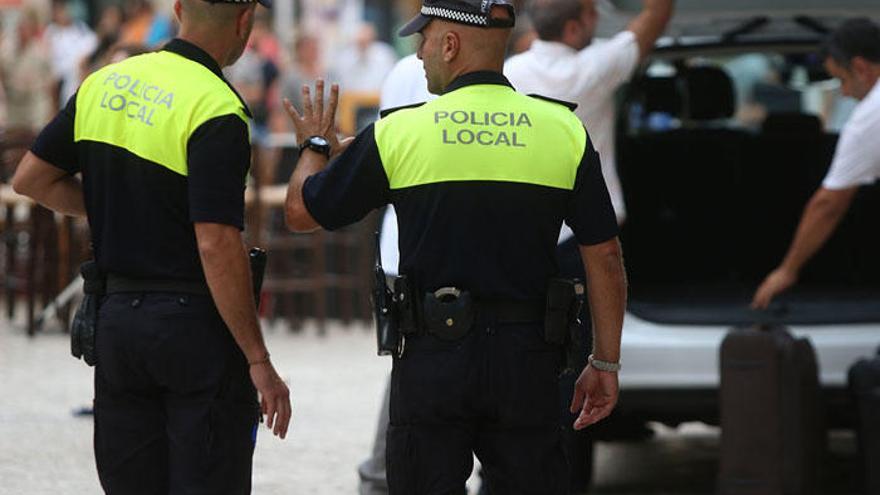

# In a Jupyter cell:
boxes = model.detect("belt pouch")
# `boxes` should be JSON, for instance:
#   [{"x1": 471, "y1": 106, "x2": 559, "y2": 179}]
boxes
[
  {"x1": 422, "y1": 288, "x2": 474, "y2": 341},
  {"x1": 71, "y1": 261, "x2": 104, "y2": 367}
]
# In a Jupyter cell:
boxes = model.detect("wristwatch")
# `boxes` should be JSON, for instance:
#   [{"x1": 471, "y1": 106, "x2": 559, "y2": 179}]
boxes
[
  {"x1": 588, "y1": 354, "x2": 621, "y2": 373},
  {"x1": 299, "y1": 135, "x2": 331, "y2": 158}
]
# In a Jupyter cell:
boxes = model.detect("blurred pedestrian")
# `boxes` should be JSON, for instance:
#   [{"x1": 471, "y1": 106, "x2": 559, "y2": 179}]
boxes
[
  {"x1": 0, "y1": 7, "x2": 52, "y2": 184},
  {"x1": 81, "y1": 4, "x2": 125, "y2": 77},
  {"x1": 278, "y1": 33, "x2": 325, "y2": 125},
  {"x1": 11, "y1": 0, "x2": 292, "y2": 492},
  {"x1": 332, "y1": 22, "x2": 397, "y2": 93},
  {"x1": 45, "y1": 0, "x2": 97, "y2": 109},
  {"x1": 250, "y1": 8, "x2": 281, "y2": 66},
  {"x1": 752, "y1": 18, "x2": 880, "y2": 309},
  {"x1": 226, "y1": 44, "x2": 271, "y2": 140},
  {"x1": 0, "y1": 8, "x2": 54, "y2": 141},
  {"x1": 226, "y1": 8, "x2": 280, "y2": 143},
  {"x1": 119, "y1": 0, "x2": 174, "y2": 48},
  {"x1": 283, "y1": 0, "x2": 627, "y2": 492}
]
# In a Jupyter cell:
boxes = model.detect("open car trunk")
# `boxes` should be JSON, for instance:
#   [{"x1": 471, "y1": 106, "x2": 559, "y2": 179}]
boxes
[
  {"x1": 615, "y1": 48, "x2": 880, "y2": 327},
  {"x1": 596, "y1": 0, "x2": 880, "y2": 41}
]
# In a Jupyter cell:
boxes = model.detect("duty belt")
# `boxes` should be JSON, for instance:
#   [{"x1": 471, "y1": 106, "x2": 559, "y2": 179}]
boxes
[
  {"x1": 106, "y1": 274, "x2": 211, "y2": 296},
  {"x1": 398, "y1": 287, "x2": 545, "y2": 338}
]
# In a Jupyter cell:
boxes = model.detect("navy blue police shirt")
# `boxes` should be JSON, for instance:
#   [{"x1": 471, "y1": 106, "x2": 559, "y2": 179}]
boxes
[
  {"x1": 30, "y1": 39, "x2": 251, "y2": 282},
  {"x1": 305, "y1": 72, "x2": 618, "y2": 301}
]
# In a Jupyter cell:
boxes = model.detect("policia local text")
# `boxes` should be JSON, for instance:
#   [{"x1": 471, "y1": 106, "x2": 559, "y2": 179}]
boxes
[
  {"x1": 436, "y1": 110, "x2": 532, "y2": 147},
  {"x1": 98, "y1": 72, "x2": 175, "y2": 126}
]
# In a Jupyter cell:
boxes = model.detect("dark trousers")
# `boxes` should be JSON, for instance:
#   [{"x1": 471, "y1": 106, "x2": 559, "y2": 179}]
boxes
[
  {"x1": 387, "y1": 321, "x2": 569, "y2": 495},
  {"x1": 94, "y1": 293, "x2": 259, "y2": 495}
]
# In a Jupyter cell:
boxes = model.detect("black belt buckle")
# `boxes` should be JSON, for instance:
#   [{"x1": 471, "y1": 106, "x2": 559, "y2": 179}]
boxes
[{"x1": 422, "y1": 287, "x2": 475, "y2": 341}]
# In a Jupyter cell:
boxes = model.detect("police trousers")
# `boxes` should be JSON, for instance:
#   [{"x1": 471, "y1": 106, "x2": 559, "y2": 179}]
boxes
[
  {"x1": 93, "y1": 293, "x2": 259, "y2": 495},
  {"x1": 387, "y1": 320, "x2": 569, "y2": 495}
]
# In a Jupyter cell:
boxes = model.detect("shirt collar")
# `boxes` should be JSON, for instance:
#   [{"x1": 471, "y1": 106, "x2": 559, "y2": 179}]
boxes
[
  {"x1": 162, "y1": 38, "x2": 253, "y2": 119},
  {"x1": 443, "y1": 71, "x2": 514, "y2": 95},
  {"x1": 163, "y1": 38, "x2": 225, "y2": 79}
]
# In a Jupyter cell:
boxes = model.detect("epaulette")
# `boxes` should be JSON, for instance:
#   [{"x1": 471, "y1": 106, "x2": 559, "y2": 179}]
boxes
[
  {"x1": 379, "y1": 102, "x2": 427, "y2": 119},
  {"x1": 527, "y1": 94, "x2": 579, "y2": 112}
]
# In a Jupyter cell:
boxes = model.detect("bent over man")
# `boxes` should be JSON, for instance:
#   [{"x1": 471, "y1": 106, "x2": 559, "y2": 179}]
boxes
[
  {"x1": 752, "y1": 18, "x2": 880, "y2": 309},
  {"x1": 12, "y1": 0, "x2": 291, "y2": 492},
  {"x1": 283, "y1": 0, "x2": 627, "y2": 492}
]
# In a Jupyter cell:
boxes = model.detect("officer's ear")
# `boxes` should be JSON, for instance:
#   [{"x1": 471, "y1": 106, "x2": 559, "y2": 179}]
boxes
[
  {"x1": 236, "y1": 4, "x2": 256, "y2": 39},
  {"x1": 441, "y1": 30, "x2": 461, "y2": 63},
  {"x1": 172, "y1": 0, "x2": 183, "y2": 24}
]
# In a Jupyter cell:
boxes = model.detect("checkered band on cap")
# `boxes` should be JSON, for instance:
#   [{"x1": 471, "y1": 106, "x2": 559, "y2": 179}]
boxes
[{"x1": 421, "y1": 5, "x2": 488, "y2": 27}]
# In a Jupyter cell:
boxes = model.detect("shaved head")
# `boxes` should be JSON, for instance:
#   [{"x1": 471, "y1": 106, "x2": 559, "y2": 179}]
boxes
[
  {"x1": 174, "y1": 0, "x2": 256, "y2": 67},
  {"x1": 179, "y1": 0, "x2": 252, "y2": 29},
  {"x1": 417, "y1": 6, "x2": 513, "y2": 94}
]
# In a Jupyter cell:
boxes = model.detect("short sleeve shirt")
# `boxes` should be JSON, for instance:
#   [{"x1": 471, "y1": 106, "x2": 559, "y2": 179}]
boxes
[
  {"x1": 30, "y1": 39, "x2": 252, "y2": 281},
  {"x1": 823, "y1": 80, "x2": 880, "y2": 190},
  {"x1": 303, "y1": 72, "x2": 618, "y2": 300}
]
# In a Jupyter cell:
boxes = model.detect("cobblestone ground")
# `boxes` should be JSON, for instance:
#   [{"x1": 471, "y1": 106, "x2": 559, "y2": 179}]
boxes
[{"x1": 0, "y1": 313, "x2": 862, "y2": 494}]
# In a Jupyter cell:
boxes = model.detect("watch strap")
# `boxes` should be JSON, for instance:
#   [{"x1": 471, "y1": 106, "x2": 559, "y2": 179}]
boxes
[
  {"x1": 588, "y1": 354, "x2": 621, "y2": 372},
  {"x1": 300, "y1": 135, "x2": 331, "y2": 158}
]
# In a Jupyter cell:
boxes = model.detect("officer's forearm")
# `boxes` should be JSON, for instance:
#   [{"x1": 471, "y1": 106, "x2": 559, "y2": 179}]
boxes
[
  {"x1": 779, "y1": 186, "x2": 856, "y2": 275},
  {"x1": 284, "y1": 150, "x2": 327, "y2": 232},
  {"x1": 195, "y1": 222, "x2": 269, "y2": 363},
  {"x1": 12, "y1": 152, "x2": 86, "y2": 217},
  {"x1": 579, "y1": 238, "x2": 627, "y2": 363}
]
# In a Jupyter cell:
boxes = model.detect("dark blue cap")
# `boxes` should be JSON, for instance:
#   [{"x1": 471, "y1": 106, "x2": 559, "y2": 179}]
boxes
[{"x1": 399, "y1": 0, "x2": 515, "y2": 37}]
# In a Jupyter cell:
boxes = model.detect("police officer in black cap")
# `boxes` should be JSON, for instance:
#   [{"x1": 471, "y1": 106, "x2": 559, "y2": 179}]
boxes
[
  {"x1": 12, "y1": 0, "x2": 290, "y2": 492},
  {"x1": 283, "y1": 0, "x2": 627, "y2": 492}
]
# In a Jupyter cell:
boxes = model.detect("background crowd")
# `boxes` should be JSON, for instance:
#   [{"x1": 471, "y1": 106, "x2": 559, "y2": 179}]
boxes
[{"x1": 0, "y1": 0, "x2": 543, "y2": 178}]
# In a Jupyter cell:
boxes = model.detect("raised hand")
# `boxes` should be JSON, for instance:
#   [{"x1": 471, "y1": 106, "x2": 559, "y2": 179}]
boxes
[{"x1": 282, "y1": 79, "x2": 344, "y2": 156}]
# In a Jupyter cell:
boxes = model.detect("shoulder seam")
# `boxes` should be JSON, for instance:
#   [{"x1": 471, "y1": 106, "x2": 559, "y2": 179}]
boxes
[
  {"x1": 527, "y1": 94, "x2": 579, "y2": 112},
  {"x1": 380, "y1": 102, "x2": 427, "y2": 119}
]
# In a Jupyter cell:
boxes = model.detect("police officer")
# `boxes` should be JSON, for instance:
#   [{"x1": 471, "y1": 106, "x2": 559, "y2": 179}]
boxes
[
  {"x1": 283, "y1": 0, "x2": 626, "y2": 492},
  {"x1": 11, "y1": 0, "x2": 291, "y2": 492}
]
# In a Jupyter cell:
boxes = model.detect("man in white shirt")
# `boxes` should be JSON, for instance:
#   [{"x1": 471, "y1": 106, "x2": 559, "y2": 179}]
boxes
[
  {"x1": 45, "y1": 0, "x2": 97, "y2": 108},
  {"x1": 505, "y1": 0, "x2": 674, "y2": 225},
  {"x1": 753, "y1": 18, "x2": 880, "y2": 309}
]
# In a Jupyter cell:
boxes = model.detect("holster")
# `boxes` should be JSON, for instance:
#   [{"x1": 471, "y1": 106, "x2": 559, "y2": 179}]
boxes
[
  {"x1": 545, "y1": 278, "x2": 585, "y2": 375},
  {"x1": 374, "y1": 265, "x2": 403, "y2": 357},
  {"x1": 71, "y1": 261, "x2": 105, "y2": 367}
]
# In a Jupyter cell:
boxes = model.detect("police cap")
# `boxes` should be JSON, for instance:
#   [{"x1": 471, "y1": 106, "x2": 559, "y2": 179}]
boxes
[
  {"x1": 399, "y1": 0, "x2": 516, "y2": 37},
  {"x1": 203, "y1": 0, "x2": 273, "y2": 10}
]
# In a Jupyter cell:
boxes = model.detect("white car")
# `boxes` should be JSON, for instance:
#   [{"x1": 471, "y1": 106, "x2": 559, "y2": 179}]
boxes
[{"x1": 592, "y1": 0, "x2": 880, "y2": 440}]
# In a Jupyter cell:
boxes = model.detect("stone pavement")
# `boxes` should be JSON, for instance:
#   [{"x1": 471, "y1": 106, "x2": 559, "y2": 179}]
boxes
[
  {"x1": 0, "y1": 317, "x2": 394, "y2": 495},
  {"x1": 0, "y1": 315, "x2": 862, "y2": 494}
]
